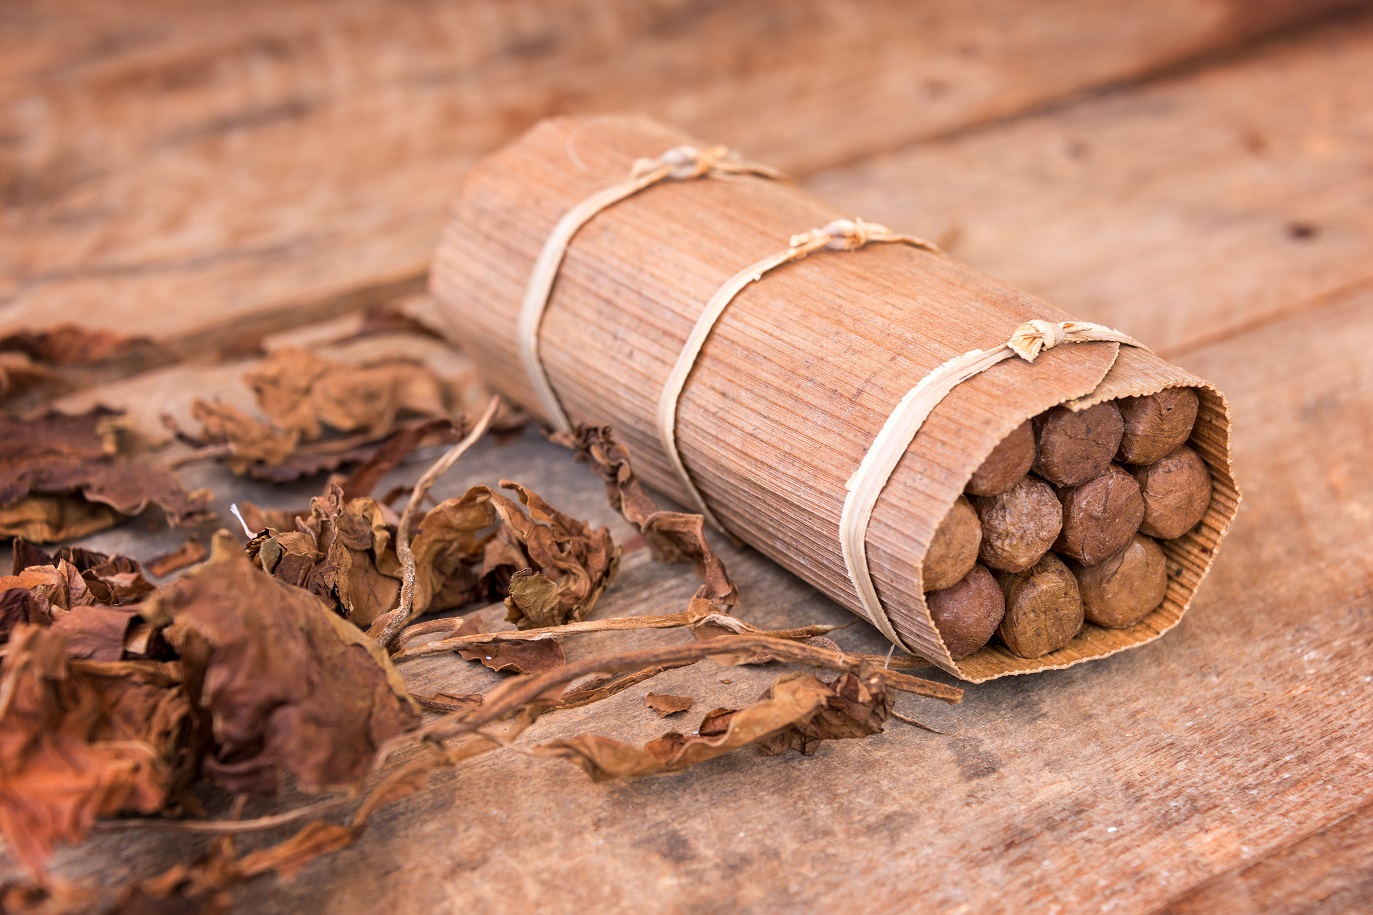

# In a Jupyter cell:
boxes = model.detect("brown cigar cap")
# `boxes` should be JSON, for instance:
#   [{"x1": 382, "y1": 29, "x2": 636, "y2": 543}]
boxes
[
  {"x1": 923, "y1": 495, "x2": 981, "y2": 592},
  {"x1": 974, "y1": 475, "x2": 1062, "y2": 573},
  {"x1": 1054, "y1": 464, "x2": 1146, "y2": 565},
  {"x1": 1072, "y1": 535, "x2": 1168, "y2": 628},
  {"x1": 1032, "y1": 401, "x2": 1125, "y2": 486},
  {"x1": 966, "y1": 420, "x2": 1035, "y2": 497},
  {"x1": 1133, "y1": 445, "x2": 1213, "y2": 539},
  {"x1": 1116, "y1": 387, "x2": 1200, "y2": 465},
  {"x1": 927, "y1": 564, "x2": 1005, "y2": 660},
  {"x1": 994, "y1": 553, "x2": 1083, "y2": 658}
]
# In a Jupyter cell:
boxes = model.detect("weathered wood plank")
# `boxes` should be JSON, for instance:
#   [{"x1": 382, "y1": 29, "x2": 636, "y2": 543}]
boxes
[
  {"x1": 1155, "y1": 799, "x2": 1373, "y2": 913},
  {"x1": 12, "y1": 270, "x2": 1373, "y2": 914},
  {"x1": 811, "y1": 12, "x2": 1373, "y2": 356},
  {"x1": 1, "y1": 0, "x2": 1355, "y2": 344}
]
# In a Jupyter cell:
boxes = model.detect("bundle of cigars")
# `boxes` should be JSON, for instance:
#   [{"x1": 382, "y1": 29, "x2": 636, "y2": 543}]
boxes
[{"x1": 430, "y1": 115, "x2": 1240, "y2": 682}]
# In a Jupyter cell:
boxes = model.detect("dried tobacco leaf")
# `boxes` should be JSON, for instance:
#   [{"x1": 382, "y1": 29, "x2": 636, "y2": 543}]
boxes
[
  {"x1": 0, "y1": 325, "x2": 164, "y2": 406},
  {"x1": 143, "y1": 534, "x2": 419, "y2": 797},
  {"x1": 2, "y1": 543, "x2": 157, "y2": 658},
  {"x1": 0, "y1": 410, "x2": 211, "y2": 542},
  {"x1": 535, "y1": 669, "x2": 889, "y2": 781},
  {"x1": 12, "y1": 540, "x2": 156, "y2": 605},
  {"x1": 179, "y1": 346, "x2": 468, "y2": 481},
  {"x1": 146, "y1": 538, "x2": 208, "y2": 578},
  {"x1": 0, "y1": 627, "x2": 193, "y2": 875},
  {"x1": 645, "y1": 693, "x2": 694, "y2": 717},
  {"x1": 555, "y1": 424, "x2": 736, "y2": 613}
]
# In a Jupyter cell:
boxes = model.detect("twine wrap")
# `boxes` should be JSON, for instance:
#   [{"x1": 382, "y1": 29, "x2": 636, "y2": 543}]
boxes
[
  {"x1": 656, "y1": 218, "x2": 940, "y2": 532},
  {"x1": 517, "y1": 145, "x2": 782, "y2": 433}
]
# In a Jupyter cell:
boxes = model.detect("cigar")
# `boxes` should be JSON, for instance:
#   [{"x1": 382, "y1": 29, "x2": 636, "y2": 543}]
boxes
[
  {"x1": 973, "y1": 475, "x2": 1062, "y2": 573},
  {"x1": 1133, "y1": 445, "x2": 1213, "y2": 539},
  {"x1": 926, "y1": 564, "x2": 1005, "y2": 660},
  {"x1": 922, "y1": 495, "x2": 981, "y2": 592},
  {"x1": 1071, "y1": 534, "x2": 1168, "y2": 629},
  {"x1": 1053, "y1": 463, "x2": 1145, "y2": 564},
  {"x1": 1116, "y1": 387, "x2": 1200, "y2": 465},
  {"x1": 965, "y1": 420, "x2": 1035, "y2": 497},
  {"x1": 1032, "y1": 401, "x2": 1125, "y2": 487},
  {"x1": 993, "y1": 553, "x2": 1084, "y2": 658}
]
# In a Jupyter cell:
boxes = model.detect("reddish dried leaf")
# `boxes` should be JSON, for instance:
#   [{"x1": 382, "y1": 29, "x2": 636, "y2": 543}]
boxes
[
  {"x1": 537, "y1": 670, "x2": 888, "y2": 781},
  {"x1": 180, "y1": 347, "x2": 468, "y2": 482},
  {"x1": 143, "y1": 535, "x2": 419, "y2": 797},
  {"x1": 458, "y1": 637, "x2": 566, "y2": 675},
  {"x1": 237, "y1": 821, "x2": 358, "y2": 882},
  {"x1": 0, "y1": 411, "x2": 210, "y2": 542},
  {"x1": 0, "y1": 627, "x2": 193, "y2": 875},
  {"x1": 555, "y1": 425, "x2": 736, "y2": 612},
  {"x1": 645, "y1": 693, "x2": 695, "y2": 717},
  {"x1": 145, "y1": 538, "x2": 208, "y2": 578}
]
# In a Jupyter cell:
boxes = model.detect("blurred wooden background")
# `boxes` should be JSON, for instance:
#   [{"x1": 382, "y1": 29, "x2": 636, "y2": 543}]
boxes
[{"x1": 4, "y1": 1, "x2": 1373, "y2": 911}]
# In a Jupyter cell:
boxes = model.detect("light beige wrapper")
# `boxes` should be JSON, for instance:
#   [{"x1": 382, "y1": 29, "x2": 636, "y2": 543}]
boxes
[{"x1": 429, "y1": 115, "x2": 1240, "y2": 683}]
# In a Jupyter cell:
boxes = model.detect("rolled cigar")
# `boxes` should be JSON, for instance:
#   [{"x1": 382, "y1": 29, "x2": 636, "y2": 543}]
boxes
[
  {"x1": 926, "y1": 564, "x2": 1005, "y2": 660},
  {"x1": 1054, "y1": 464, "x2": 1145, "y2": 564},
  {"x1": 1133, "y1": 445, "x2": 1213, "y2": 539},
  {"x1": 965, "y1": 420, "x2": 1034, "y2": 497},
  {"x1": 1032, "y1": 401, "x2": 1125, "y2": 486},
  {"x1": 1071, "y1": 535, "x2": 1168, "y2": 628},
  {"x1": 922, "y1": 495, "x2": 981, "y2": 592},
  {"x1": 973, "y1": 475, "x2": 1062, "y2": 573},
  {"x1": 994, "y1": 553, "x2": 1083, "y2": 658},
  {"x1": 1116, "y1": 387, "x2": 1200, "y2": 465}
]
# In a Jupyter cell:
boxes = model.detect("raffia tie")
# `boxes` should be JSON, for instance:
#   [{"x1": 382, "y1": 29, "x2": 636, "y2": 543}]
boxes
[
  {"x1": 657, "y1": 218, "x2": 941, "y2": 533},
  {"x1": 839, "y1": 319, "x2": 1148, "y2": 652},
  {"x1": 518, "y1": 145, "x2": 783, "y2": 432}
]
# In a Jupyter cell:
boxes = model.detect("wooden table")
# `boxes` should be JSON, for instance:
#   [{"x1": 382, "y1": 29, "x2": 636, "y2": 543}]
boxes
[{"x1": 4, "y1": 2, "x2": 1372, "y2": 910}]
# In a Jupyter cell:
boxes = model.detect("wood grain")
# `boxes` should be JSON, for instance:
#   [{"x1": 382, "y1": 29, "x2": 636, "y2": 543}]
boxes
[
  {"x1": 1155, "y1": 799, "x2": 1373, "y2": 913},
  {"x1": 12, "y1": 276, "x2": 1367, "y2": 914},
  {"x1": 810, "y1": 11, "x2": 1373, "y2": 357},
  {"x1": 1, "y1": 0, "x2": 1354, "y2": 344}
]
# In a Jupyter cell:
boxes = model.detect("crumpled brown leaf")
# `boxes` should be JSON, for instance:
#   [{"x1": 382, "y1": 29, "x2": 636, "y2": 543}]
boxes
[
  {"x1": 645, "y1": 693, "x2": 694, "y2": 717},
  {"x1": 442, "y1": 615, "x2": 567, "y2": 675},
  {"x1": 536, "y1": 669, "x2": 889, "y2": 781},
  {"x1": 0, "y1": 325, "x2": 164, "y2": 405},
  {"x1": 178, "y1": 346, "x2": 470, "y2": 481},
  {"x1": 146, "y1": 537, "x2": 208, "y2": 578},
  {"x1": 0, "y1": 410, "x2": 211, "y2": 542},
  {"x1": 143, "y1": 533, "x2": 419, "y2": 797},
  {"x1": 0, "y1": 626, "x2": 194, "y2": 875},
  {"x1": 1, "y1": 543, "x2": 155, "y2": 659},
  {"x1": 554, "y1": 424, "x2": 736, "y2": 613},
  {"x1": 247, "y1": 483, "x2": 402, "y2": 628}
]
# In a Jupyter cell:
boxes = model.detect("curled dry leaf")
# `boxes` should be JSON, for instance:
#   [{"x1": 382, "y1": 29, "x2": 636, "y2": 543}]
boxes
[
  {"x1": 442, "y1": 614, "x2": 566, "y2": 675},
  {"x1": 0, "y1": 626, "x2": 194, "y2": 875},
  {"x1": 2, "y1": 542, "x2": 155, "y2": 659},
  {"x1": 0, "y1": 410, "x2": 211, "y2": 542},
  {"x1": 407, "y1": 481, "x2": 618, "y2": 630},
  {"x1": 145, "y1": 537, "x2": 208, "y2": 578},
  {"x1": 178, "y1": 346, "x2": 470, "y2": 481},
  {"x1": 535, "y1": 669, "x2": 889, "y2": 781},
  {"x1": 0, "y1": 325, "x2": 164, "y2": 406},
  {"x1": 143, "y1": 533, "x2": 419, "y2": 797},
  {"x1": 555, "y1": 424, "x2": 736, "y2": 613},
  {"x1": 645, "y1": 693, "x2": 694, "y2": 717}
]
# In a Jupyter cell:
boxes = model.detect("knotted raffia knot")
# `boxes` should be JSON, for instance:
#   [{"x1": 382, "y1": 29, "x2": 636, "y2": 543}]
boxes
[
  {"x1": 632, "y1": 144, "x2": 734, "y2": 180},
  {"x1": 790, "y1": 217, "x2": 881, "y2": 251},
  {"x1": 1008, "y1": 319, "x2": 1069, "y2": 362}
]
